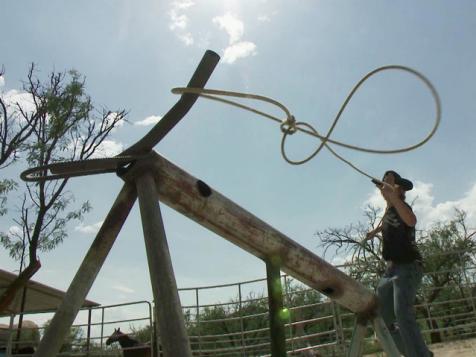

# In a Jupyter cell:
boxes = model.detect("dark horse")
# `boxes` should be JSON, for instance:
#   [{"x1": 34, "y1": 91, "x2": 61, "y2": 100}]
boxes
[{"x1": 106, "y1": 328, "x2": 153, "y2": 357}]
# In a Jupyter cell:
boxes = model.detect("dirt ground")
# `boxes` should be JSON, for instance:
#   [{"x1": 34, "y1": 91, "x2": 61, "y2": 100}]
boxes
[
  {"x1": 364, "y1": 337, "x2": 476, "y2": 356},
  {"x1": 428, "y1": 338, "x2": 476, "y2": 357}
]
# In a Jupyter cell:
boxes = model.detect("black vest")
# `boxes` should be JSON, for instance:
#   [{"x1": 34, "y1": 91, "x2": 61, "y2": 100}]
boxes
[{"x1": 382, "y1": 204, "x2": 422, "y2": 263}]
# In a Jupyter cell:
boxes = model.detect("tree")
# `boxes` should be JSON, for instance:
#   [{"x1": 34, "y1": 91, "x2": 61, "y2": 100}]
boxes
[
  {"x1": 129, "y1": 324, "x2": 154, "y2": 344},
  {"x1": 0, "y1": 179, "x2": 16, "y2": 217},
  {"x1": 316, "y1": 206, "x2": 476, "y2": 343},
  {"x1": 0, "y1": 66, "x2": 40, "y2": 168},
  {"x1": 0, "y1": 65, "x2": 38, "y2": 217},
  {"x1": 182, "y1": 287, "x2": 327, "y2": 356},
  {"x1": 0, "y1": 64, "x2": 127, "y2": 312},
  {"x1": 416, "y1": 210, "x2": 476, "y2": 342},
  {"x1": 283, "y1": 281, "x2": 333, "y2": 349},
  {"x1": 317, "y1": 206, "x2": 387, "y2": 288},
  {"x1": 41, "y1": 319, "x2": 84, "y2": 353},
  {"x1": 184, "y1": 293, "x2": 270, "y2": 356}
]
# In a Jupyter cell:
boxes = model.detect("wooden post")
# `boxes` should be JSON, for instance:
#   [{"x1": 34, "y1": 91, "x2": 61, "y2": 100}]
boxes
[
  {"x1": 7, "y1": 314, "x2": 14, "y2": 356},
  {"x1": 86, "y1": 307, "x2": 92, "y2": 356},
  {"x1": 34, "y1": 183, "x2": 137, "y2": 357},
  {"x1": 372, "y1": 317, "x2": 401, "y2": 357},
  {"x1": 141, "y1": 152, "x2": 377, "y2": 316},
  {"x1": 135, "y1": 172, "x2": 192, "y2": 357},
  {"x1": 348, "y1": 322, "x2": 366, "y2": 357},
  {"x1": 122, "y1": 50, "x2": 220, "y2": 155},
  {"x1": 15, "y1": 287, "x2": 27, "y2": 348},
  {"x1": 266, "y1": 259, "x2": 287, "y2": 357},
  {"x1": 25, "y1": 49, "x2": 220, "y2": 357}
]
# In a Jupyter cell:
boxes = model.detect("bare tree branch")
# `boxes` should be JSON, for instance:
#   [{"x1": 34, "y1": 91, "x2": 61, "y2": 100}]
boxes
[{"x1": 0, "y1": 65, "x2": 42, "y2": 168}]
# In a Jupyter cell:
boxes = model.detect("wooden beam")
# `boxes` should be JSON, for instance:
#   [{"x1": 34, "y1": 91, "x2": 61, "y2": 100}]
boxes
[
  {"x1": 122, "y1": 152, "x2": 377, "y2": 316},
  {"x1": 348, "y1": 322, "x2": 366, "y2": 357},
  {"x1": 35, "y1": 183, "x2": 137, "y2": 357},
  {"x1": 122, "y1": 50, "x2": 220, "y2": 155},
  {"x1": 136, "y1": 172, "x2": 192, "y2": 357},
  {"x1": 266, "y1": 260, "x2": 287, "y2": 357},
  {"x1": 372, "y1": 317, "x2": 401, "y2": 357}
]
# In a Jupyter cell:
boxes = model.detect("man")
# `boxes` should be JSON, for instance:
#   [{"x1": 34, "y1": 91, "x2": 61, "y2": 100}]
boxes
[{"x1": 365, "y1": 170, "x2": 433, "y2": 357}]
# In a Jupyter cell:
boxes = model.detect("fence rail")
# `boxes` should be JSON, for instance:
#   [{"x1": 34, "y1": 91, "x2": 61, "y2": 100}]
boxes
[{"x1": 1, "y1": 250, "x2": 476, "y2": 356}]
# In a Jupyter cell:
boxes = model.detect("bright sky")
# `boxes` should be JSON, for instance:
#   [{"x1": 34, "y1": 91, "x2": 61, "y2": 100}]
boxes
[{"x1": 1, "y1": 1, "x2": 476, "y2": 316}]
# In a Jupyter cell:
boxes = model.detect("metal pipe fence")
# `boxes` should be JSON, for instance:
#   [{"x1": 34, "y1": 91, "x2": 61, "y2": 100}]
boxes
[
  {"x1": 1, "y1": 301, "x2": 152, "y2": 356},
  {"x1": 2, "y1": 249, "x2": 476, "y2": 356},
  {"x1": 176, "y1": 249, "x2": 476, "y2": 356}
]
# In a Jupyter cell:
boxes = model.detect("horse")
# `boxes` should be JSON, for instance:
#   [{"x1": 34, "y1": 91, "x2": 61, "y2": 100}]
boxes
[{"x1": 106, "y1": 328, "x2": 153, "y2": 357}]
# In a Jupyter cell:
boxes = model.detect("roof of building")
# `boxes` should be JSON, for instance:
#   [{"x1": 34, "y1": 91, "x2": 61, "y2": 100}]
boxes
[{"x1": 0, "y1": 269, "x2": 99, "y2": 316}]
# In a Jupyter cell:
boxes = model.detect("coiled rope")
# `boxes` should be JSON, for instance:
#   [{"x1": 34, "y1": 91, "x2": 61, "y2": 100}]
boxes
[{"x1": 172, "y1": 65, "x2": 441, "y2": 183}]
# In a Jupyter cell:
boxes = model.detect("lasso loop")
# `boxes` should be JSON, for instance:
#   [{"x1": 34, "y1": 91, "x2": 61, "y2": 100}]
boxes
[
  {"x1": 280, "y1": 115, "x2": 297, "y2": 135},
  {"x1": 281, "y1": 122, "x2": 323, "y2": 165},
  {"x1": 172, "y1": 65, "x2": 441, "y2": 182}
]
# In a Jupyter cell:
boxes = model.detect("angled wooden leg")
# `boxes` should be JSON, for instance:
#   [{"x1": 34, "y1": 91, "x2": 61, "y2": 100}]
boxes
[
  {"x1": 34, "y1": 183, "x2": 137, "y2": 357},
  {"x1": 373, "y1": 316, "x2": 401, "y2": 357},
  {"x1": 136, "y1": 172, "x2": 192, "y2": 357},
  {"x1": 348, "y1": 321, "x2": 366, "y2": 357}
]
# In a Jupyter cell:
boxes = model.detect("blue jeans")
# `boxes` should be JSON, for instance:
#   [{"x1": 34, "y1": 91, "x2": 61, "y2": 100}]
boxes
[{"x1": 376, "y1": 261, "x2": 431, "y2": 357}]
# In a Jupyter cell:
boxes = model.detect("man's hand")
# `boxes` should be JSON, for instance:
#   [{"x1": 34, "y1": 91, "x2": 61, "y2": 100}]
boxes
[
  {"x1": 379, "y1": 182, "x2": 417, "y2": 227},
  {"x1": 363, "y1": 227, "x2": 382, "y2": 243},
  {"x1": 380, "y1": 183, "x2": 400, "y2": 204}
]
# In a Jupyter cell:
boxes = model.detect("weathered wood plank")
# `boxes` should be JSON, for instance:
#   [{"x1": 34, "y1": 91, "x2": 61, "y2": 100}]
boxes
[{"x1": 123, "y1": 152, "x2": 377, "y2": 316}]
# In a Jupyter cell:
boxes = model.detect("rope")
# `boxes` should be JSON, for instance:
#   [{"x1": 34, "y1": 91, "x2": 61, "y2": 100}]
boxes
[{"x1": 172, "y1": 65, "x2": 441, "y2": 183}]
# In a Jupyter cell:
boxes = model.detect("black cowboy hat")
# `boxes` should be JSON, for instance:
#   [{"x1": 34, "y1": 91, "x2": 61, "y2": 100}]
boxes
[{"x1": 384, "y1": 170, "x2": 413, "y2": 191}]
